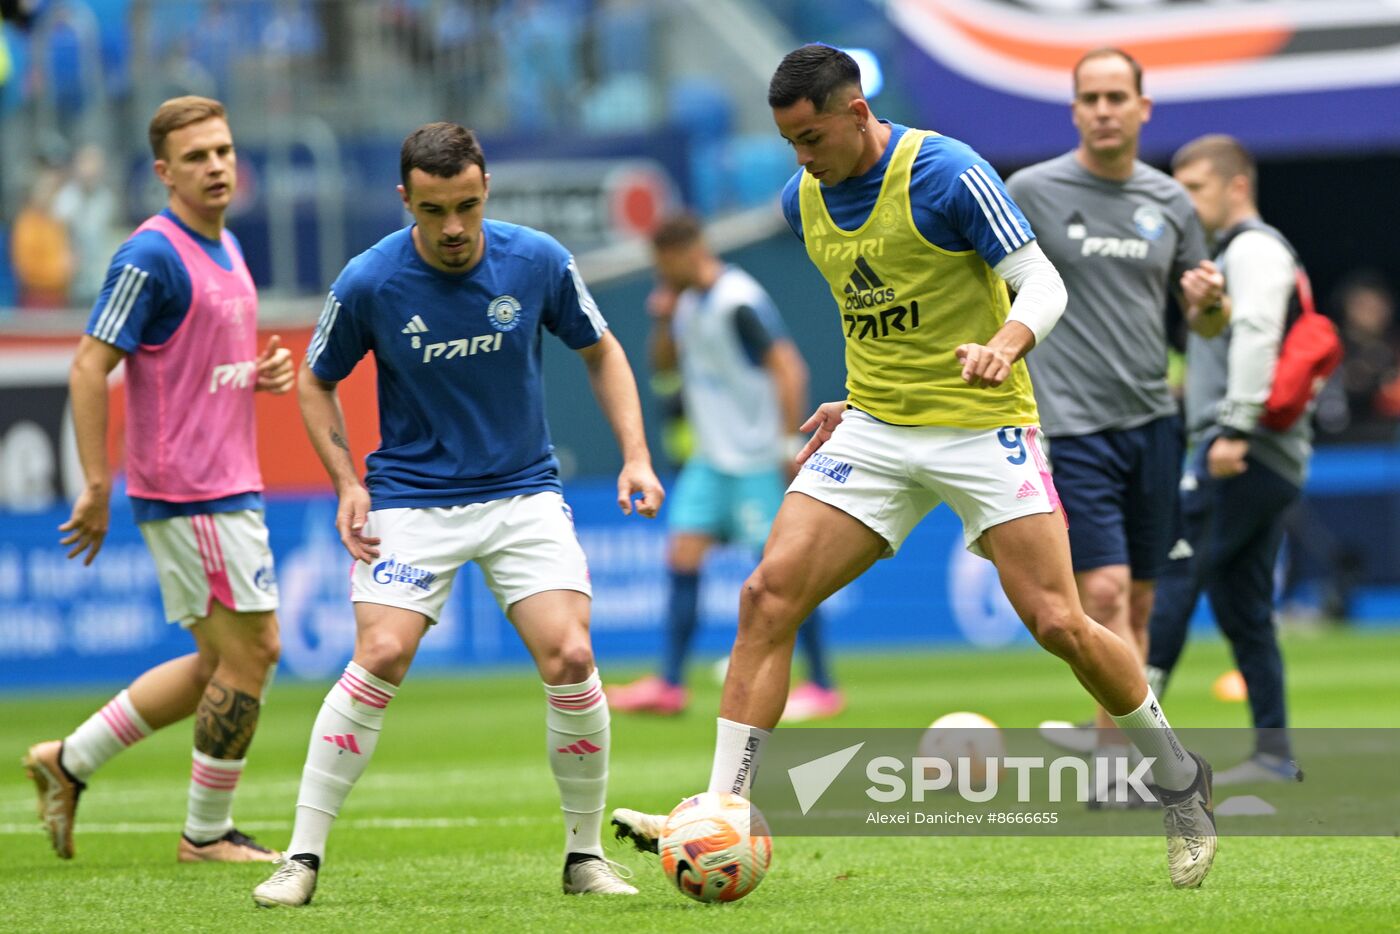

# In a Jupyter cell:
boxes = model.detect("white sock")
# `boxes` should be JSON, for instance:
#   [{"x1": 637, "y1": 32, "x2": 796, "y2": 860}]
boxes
[
  {"x1": 286, "y1": 661, "x2": 396, "y2": 861},
  {"x1": 184, "y1": 750, "x2": 244, "y2": 843},
  {"x1": 544, "y1": 670, "x2": 609, "y2": 859},
  {"x1": 708, "y1": 717, "x2": 771, "y2": 798},
  {"x1": 1109, "y1": 688, "x2": 1197, "y2": 791},
  {"x1": 60, "y1": 689, "x2": 153, "y2": 781}
]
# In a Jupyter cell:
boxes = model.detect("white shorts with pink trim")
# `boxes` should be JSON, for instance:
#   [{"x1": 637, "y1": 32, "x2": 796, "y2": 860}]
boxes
[
  {"x1": 349, "y1": 491, "x2": 591, "y2": 624},
  {"x1": 786, "y1": 410, "x2": 1060, "y2": 559},
  {"x1": 138, "y1": 509, "x2": 279, "y2": 627}
]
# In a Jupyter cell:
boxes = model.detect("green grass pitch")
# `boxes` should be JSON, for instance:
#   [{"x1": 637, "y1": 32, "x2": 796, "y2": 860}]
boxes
[{"x1": 3, "y1": 627, "x2": 1396, "y2": 932}]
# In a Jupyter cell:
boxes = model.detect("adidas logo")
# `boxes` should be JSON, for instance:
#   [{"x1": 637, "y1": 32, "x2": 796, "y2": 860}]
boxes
[
  {"x1": 1066, "y1": 211, "x2": 1087, "y2": 240},
  {"x1": 1016, "y1": 480, "x2": 1040, "y2": 499},
  {"x1": 556, "y1": 739, "x2": 603, "y2": 756},
  {"x1": 323, "y1": 733, "x2": 362, "y2": 754},
  {"x1": 401, "y1": 315, "x2": 428, "y2": 334},
  {"x1": 842, "y1": 257, "x2": 895, "y2": 309},
  {"x1": 1168, "y1": 538, "x2": 1195, "y2": 561}
]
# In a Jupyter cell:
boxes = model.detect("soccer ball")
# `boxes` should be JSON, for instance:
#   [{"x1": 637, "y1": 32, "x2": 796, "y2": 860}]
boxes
[
  {"x1": 659, "y1": 791, "x2": 772, "y2": 903},
  {"x1": 917, "y1": 711, "x2": 1005, "y2": 786}
]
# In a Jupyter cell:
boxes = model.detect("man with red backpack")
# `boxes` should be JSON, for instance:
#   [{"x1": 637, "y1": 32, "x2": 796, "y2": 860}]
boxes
[{"x1": 1147, "y1": 134, "x2": 1341, "y2": 785}]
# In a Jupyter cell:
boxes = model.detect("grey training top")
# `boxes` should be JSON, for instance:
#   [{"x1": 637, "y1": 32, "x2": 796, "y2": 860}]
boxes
[
  {"x1": 1186, "y1": 222, "x2": 1312, "y2": 489},
  {"x1": 1008, "y1": 152, "x2": 1207, "y2": 436}
]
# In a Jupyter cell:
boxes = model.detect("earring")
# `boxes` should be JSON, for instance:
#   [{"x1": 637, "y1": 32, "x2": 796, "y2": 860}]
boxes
[{"x1": 860, "y1": 125, "x2": 867, "y2": 133}]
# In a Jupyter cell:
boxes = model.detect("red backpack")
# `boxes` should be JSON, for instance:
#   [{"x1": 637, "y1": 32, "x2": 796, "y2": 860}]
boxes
[
  {"x1": 1218, "y1": 221, "x2": 1344, "y2": 432},
  {"x1": 1259, "y1": 264, "x2": 1344, "y2": 431}
]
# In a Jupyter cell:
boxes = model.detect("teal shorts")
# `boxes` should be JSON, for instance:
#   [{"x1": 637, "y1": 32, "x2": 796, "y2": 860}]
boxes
[{"x1": 667, "y1": 459, "x2": 785, "y2": 551}]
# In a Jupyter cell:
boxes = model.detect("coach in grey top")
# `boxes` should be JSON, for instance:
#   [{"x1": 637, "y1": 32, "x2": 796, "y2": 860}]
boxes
[
  {"x1": 1148, "y1": 135, "x2": 1313, "y2": 782},
  {"x1": 1010, "y1": 153, "x2": 1205, "y2": 436},
  {"x1": 1007, "y1": 48, "x2": 1226, "y2": 768}
]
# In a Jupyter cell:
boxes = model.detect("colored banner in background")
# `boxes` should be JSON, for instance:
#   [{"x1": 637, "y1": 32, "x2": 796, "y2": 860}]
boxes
[
  {"x1": 0, "y1": 329, "x2": 380, "y2": 506},
  {"x1": 885, "y1": 0, "x2": 1400, "y2": 164}
]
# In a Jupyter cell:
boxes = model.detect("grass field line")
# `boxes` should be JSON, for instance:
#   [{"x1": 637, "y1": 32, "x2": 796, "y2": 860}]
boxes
[
  {"x1": 3, "y1": 760, "x2": 703, "y2": 818},
  {"x1": 0, "y1": 814, "x2": 554, "y2": 836}
]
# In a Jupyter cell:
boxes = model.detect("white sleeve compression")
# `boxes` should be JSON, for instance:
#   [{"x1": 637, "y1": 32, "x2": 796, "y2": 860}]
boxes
[{"x1": 994, "y1": 240, "x2": 1067, "y2": 346}]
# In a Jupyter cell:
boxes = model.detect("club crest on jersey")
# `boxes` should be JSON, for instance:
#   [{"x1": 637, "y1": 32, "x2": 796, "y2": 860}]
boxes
[
  {"x1": 874, "y1": 198, "x2": 902, "y2": 232},
  {"x1": 486, "y1": 295, "x2": 523, "y2": 332},
  {"x1": 1133, "y1": 205, "x2": 1167, "y2": 241}
]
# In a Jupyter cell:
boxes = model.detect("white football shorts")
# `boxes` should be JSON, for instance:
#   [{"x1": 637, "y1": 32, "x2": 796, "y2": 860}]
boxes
[
  {"x1": 787, "y1": 409, "x2": 1060, "y2": 558},
  {"x1": 138, "y1": 509, "x2": 280, "y2": 628},
  {"x1": 350, "y1": 491, "x2": 591, "y2": 623}
]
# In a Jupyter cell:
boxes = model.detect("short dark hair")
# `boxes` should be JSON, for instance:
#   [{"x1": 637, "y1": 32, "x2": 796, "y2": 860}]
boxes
[
  {"x1": 651, "y1": 213, "x2": 704, "y2": 251},
  {"x1": 768, "y1": 43, "x2": 862, "y2": 111},
  {"x1": 149, "y1": 96, "x2": 227, "y2": 160},
  {"x1": 400, "y1": 122, "x2": 486, "y2": 190},
  {"x1": 1172, "y1": 134, "x2": 1257, "y2": 190},
  {"x1": 1073, "y1": 47, "x2": 1143, "y2": 95}
]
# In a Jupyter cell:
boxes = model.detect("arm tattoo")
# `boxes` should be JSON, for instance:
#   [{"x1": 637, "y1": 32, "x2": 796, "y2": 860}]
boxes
[
  {"x1": 329, "y1": 429, "x2": 350, "y2": 453},
  {"x1": 194, "y1": 678, "x2": 262, "y2": 760}
]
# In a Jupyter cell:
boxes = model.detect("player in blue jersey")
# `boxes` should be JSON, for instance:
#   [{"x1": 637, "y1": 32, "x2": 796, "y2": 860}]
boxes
[
  {"x1": 606, "y1": 214, "x2": 842, "y2": 721},
  {"x1": 25, "y1": 96, "x2": 291, "y2": 865},
  {"x1": 614, "y1": 44, "x2": 1217, "y2": 892},
  {"x1": 253, "y1": 123, "x2": 664, "y2": 908}
]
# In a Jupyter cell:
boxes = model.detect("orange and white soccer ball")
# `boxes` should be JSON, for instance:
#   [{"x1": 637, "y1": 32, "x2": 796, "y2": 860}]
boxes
[
  {"x1": 659, "y1": 791, "x2": 772, "y2": 903},
  {"x1": 917, "y1": 711, "x2": 1005, "y2": 785}
]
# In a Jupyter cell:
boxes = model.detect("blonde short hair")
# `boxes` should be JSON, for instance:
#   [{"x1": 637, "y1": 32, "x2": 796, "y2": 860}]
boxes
[{"x1": 148, "y1": 96, "x2": 227, "y2": 159}]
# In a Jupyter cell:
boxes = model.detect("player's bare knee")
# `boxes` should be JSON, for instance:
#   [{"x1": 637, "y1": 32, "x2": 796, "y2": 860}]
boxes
[
  {"x1": 1079, "y1": 572, "x2": 1126, "y2": 616},
  {"x1": 356, "y1": 630, "x2": 415, "y2": 680},
  {"x1": 738, "y1": 572, "x2": 803, "y2": 642},
  {"x1": 543, "y1": 642, "x2": 595, "y2": 685}
]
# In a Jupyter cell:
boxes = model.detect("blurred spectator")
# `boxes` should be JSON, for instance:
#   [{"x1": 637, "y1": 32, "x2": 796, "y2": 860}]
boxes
[
  {"x1": 10, "y1": 163, "x2": 73, "y2": 308},
  {"x1": 496, "y1": 0, "x2": 582, "y2": 131},
  {"x1": 1315, "y1": 271, "x2": 1400, "y2": 443},
  {"x1": 53, "y1": 142, "x2": 119, "y2": 307}
]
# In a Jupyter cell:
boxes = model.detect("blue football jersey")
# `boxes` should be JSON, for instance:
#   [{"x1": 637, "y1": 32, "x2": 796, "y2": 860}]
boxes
[
  {"x1": 308, "y1": 220, "x2": 607, "y2": 509},
  {"x1": 781, "y1": 123, "x2": 1035, "y2": 268}
]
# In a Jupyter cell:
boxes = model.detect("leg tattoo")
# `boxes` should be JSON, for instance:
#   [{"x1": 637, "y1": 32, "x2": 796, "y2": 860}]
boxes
[{"x1": 194, "y1": 678, "x2": 261, "y2": 760}]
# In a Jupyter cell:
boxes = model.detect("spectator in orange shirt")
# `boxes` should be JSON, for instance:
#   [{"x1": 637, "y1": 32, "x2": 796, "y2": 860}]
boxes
[{"x1": 11, "y1": 166, "x2": 75, "y2": 308}]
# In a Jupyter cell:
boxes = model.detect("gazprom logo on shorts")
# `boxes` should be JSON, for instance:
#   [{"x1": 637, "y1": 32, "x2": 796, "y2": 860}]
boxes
[
  {"x1": 372, "y1": 555, "x2": 437, "y2": 591},
  {"x1": 254, "y1": 563, "x2": 278, "y2": 594},
  {"x1": 486, "y1": 295, "x2": 523, "y2": 332},
  {"x1": 803, "y1": 453, "x2": 853, "y2": 484}
]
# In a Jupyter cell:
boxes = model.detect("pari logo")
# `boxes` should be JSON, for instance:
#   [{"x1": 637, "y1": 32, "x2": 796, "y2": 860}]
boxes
[
  {"x1": 208, "y1": 360, "x2": 256, "y2": 394},
  {"x1": 372, "y1": 555, "x2": 437, "y2": 591}
]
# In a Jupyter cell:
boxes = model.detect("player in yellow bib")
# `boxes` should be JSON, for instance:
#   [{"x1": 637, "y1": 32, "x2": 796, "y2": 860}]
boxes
[{"x1": 614, "y1": 44, "x2": 1218, "y2": 891}]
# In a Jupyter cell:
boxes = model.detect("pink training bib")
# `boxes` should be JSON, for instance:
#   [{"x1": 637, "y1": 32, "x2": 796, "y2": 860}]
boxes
[{"x1": 123, "y1": 214, "x2": 263, "y2": 501}]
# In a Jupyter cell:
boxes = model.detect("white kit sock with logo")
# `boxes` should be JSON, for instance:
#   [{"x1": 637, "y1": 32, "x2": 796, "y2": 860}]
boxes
[
  {"x1": 1110, "y1": 688, "x2": 1198, "y2": 792},
  {"x1": 708, "y1": 717, "x2": 772, "y2": 798},
  {"x1": 286, "y1": 661, "x2": 396, "y2": 861},
  {"x1": 545, "y1": 670, "x2": 610, "y2": 858}
]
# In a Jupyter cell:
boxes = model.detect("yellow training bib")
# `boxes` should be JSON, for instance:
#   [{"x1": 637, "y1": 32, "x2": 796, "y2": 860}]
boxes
[{"x1": 799, "y1": 129, "x2": 1038, "y2": 427}]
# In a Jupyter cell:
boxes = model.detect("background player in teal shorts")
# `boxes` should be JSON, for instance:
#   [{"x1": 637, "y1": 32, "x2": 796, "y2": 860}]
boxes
[{"x1": 607, "y1": 214, "x2": 842, "y2": 721}]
